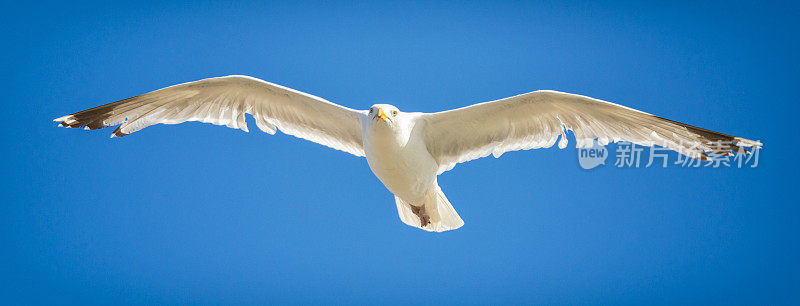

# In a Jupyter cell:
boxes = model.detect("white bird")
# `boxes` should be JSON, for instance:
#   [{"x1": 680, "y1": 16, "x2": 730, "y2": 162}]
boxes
[{"x1": 54, "y1": 75, "x2": 762, "y2": 232}]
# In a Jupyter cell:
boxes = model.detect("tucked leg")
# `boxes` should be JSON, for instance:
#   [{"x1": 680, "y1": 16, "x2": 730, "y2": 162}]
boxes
[{"x1": 410, "y1": 204, "x2": 430, "y2": 227}]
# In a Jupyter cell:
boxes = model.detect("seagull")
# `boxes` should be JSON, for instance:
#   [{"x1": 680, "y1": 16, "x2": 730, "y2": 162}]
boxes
[{"x1": 54, "y1": 75, "x2": 762, "y2": 232}]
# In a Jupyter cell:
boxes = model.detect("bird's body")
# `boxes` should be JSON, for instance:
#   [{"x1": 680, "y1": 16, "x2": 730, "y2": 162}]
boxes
[
  {"x1": 360, "y1": 106, "x2": 462, "y2": 230},
  {"x1": 54, "y1": 75, "x2": 762, "y2": 232},
  {"x1": 363, "y1": 109, "x2": 436, "y2": 204}
]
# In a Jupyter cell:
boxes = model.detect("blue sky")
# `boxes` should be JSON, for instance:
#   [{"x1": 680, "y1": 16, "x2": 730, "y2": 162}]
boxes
[{"x1": 2, "y1": 1, "x2": 797, "y2": 304}]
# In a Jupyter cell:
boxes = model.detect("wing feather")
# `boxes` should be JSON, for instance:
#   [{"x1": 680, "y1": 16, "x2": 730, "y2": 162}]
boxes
[
  {"x1": 54, "y1": 75, "x2": 366, "y2": 156},
  {"x1": 421, "y1": 90, "x2": 762, "y2": 173}
]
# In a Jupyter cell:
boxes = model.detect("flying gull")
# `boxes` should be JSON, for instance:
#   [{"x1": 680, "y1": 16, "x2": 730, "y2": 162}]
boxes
[{"x1": 54, "y1": 75, "x2": 762, "y2": 232}]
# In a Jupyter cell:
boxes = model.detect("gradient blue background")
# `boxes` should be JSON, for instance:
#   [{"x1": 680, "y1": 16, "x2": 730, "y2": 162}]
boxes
[{"x1": 2, "y1": 1, "x2": 797, "y2": 304}]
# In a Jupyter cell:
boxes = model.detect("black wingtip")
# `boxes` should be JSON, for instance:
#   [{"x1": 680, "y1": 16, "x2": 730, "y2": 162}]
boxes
[{"x1": 111, "y1": 126, "x2": 128, "y2": 138}]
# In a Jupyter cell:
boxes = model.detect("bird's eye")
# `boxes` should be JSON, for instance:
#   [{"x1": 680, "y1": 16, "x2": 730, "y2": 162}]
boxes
[
  {"x1": 392, "y1": 110, "x2": 398, "y2": 116},
  {"x1": 369, "y1": 108, "x2": 373, "y2": 114}
]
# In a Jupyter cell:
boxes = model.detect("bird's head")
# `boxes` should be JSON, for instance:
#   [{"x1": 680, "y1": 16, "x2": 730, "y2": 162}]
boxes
[{"x1": 368, "y1": 104, "x2": 400, "y2": 124}]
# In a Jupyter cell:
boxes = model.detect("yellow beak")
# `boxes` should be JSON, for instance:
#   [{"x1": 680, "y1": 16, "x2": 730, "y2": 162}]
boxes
[{"x1": 377, "y1": 108, "x2": 388, "y2": 120}]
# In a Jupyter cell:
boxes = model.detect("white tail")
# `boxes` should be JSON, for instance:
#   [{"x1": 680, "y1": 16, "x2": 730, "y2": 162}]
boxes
[{"x1": 394, "y1": 185, "x2": 464, "y2": 232}]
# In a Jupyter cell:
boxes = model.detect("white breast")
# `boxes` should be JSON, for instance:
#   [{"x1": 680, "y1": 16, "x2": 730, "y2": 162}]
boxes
[{"x1": 362, "y1": 115, "x2": 438, "y2": 204}]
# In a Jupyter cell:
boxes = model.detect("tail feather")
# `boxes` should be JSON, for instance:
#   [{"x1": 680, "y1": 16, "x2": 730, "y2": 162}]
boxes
[{"x1": 394, "y1": 185, "x2": 464, "y2": 232}]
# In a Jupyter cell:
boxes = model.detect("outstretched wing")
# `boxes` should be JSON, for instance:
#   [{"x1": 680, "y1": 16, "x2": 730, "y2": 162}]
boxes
[
  {"x1": 54, "y1": 75, "x2": 366, "y2": 156},
  {"x1": 420, "y1": 90, "x2": 762, "y2": 173}
]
